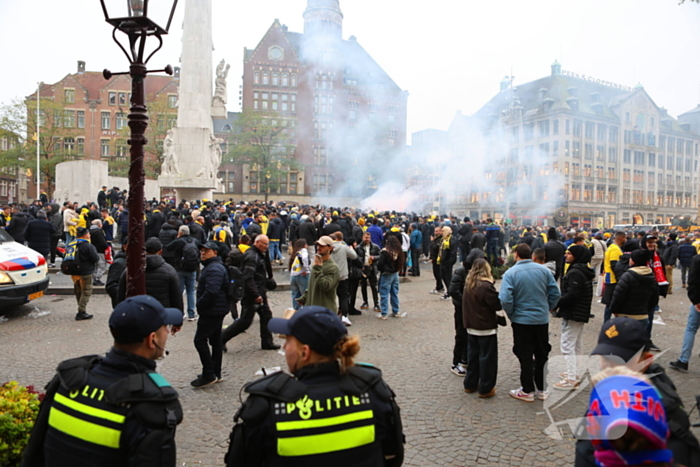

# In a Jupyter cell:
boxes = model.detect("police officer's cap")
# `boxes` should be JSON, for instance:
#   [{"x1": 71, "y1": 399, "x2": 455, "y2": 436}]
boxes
[
  {"x1": 268, "y1": 306, "x2": 347, "y2": 356},
  {"x1": 109, "y1": 295, "x2": 183, "y2": 344}
]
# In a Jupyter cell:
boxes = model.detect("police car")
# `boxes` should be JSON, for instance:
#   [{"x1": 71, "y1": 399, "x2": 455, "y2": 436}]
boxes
[{"x1": 0, "y1": 229, "x2": 50, "y2": 307}]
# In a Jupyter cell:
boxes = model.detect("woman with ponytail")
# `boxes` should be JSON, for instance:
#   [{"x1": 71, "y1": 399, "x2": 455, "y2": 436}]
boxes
[{"x1": 225, "y1": 306, "x2": 405, "y2": 466}]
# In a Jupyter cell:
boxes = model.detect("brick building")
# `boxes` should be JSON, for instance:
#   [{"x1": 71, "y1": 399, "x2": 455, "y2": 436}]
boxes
[
  {"x1": 444, "y1": 61, "x2": 700, "y2": 228},
  {"x1": 236, "y1": 0, "x2": 409, "y2": 199}
]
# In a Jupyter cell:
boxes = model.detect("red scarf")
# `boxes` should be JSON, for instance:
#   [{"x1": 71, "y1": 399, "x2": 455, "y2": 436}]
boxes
[{"x1": 650, "y1": 251, "x2": 668, "y2": 286}]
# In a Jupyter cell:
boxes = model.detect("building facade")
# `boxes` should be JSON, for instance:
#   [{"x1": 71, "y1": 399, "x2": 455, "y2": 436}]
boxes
[
  {"x1": 236, "y1": 0, "x2": 408, "y2": 199},
  {"x1": 445, "y1": 61, "x2": 700, "y2": 228}
]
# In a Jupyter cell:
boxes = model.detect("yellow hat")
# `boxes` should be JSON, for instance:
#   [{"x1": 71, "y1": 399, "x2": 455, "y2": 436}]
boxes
[{"x1": 603, "y1": 232, "x2": 611, "y2": 238}]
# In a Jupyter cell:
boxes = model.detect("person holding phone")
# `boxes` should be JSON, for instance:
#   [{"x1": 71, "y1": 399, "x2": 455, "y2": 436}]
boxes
[{"x1": 296, "y1": 236, "x2": 340, "y2": 311}]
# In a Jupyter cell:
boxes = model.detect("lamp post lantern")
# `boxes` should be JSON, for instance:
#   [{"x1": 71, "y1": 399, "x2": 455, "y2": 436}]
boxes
[{"x1": 100, "y1": 0, "x2": 178, "y2": 297}]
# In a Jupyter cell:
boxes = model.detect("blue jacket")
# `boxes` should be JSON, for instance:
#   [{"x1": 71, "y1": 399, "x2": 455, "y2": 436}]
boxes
[
  {"x1": 367, "y1": 224, "x2": 384, "y2": 248},
  {"x1": 485, "y1": 224, "x2": 500, "y2": 242},
  {"x1": 678, "y1": 242, "x2": 696, "y2": 268},
  {"x1": 196, "y1": 256, "x2": 229, "y2": 316},
  {"x1": 410, "y1": 229, "x2": 423, "y2": 249},
  {"x1": 499, "y1": 259, "x2": 561, "y2": 325}
]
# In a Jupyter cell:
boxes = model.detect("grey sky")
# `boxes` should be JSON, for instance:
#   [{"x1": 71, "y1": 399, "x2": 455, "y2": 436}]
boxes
[{"x1": 1, "y1": 0, "x2": 698, "y2": 139}]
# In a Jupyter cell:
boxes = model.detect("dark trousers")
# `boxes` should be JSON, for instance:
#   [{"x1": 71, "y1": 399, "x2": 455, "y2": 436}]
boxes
[
  {"x1": 336, "y1": 279, "x2": 350, "y2": 317},
  {"x1": 349, "y1": 277, "x2": 361, "y2": 312},
  {"x1": 410, "y1": 248, "x2": 421, "y2": 276},
  {"x1": 464, "y1": 333, "x2": 498, "y2": 395},
  {"x1": 221, "y1": 295, "x2": 273, "y2": 346},
  {"x1": 453, "y1": 307, "x2": 468, "y2": 366},
  {"x1": 50, "y1": 236, "x2": 61, "y2": 263},
  {"x1": 194, "y1": 314, "x2": 225, "y2": 379},
  {"x1": 228, "y1": 298, "x2": 238, "y2": 320},
  {"x1": 487, "y1": 240, "x2": 499, "y2": 266},
  {"x1": 440, "y1": 263, "x2": 452, "y2": 292},
  {"x1": 432, "y1": 262, "x2": 443, "y2": 291},
  {"x1": 360, "y1": 267, "x2": 379, "y2": 307},
  {"x1": 511, "y1": 322, "x2": 551, "y2": 394}
]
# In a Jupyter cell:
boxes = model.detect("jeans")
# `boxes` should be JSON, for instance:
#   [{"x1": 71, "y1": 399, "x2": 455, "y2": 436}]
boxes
[
  {"x1": 290, "y1": 274, "x2": 309, "y2": 310},
  {"x1": 269, "y1": 240, "x2": 282, "y2": 261},
  {"x1": 511, "y1": 322, "x2": 551, "y2": 394},
  {"x1": 71, "y1": 274, "x2": 93, "y2": 314},
  {"x1": 560, "y1": 319, "x2": 585, "y2": 380},
  {"x1": 336, "y1": 279, "x2": 350, "y2": 316},
  {"x1": 193, "y1": 315, "x2": 224, "y2": 379},
  {"x1": 178, "y1": 270, "x2": 197, "y2": 318},
  {"x1": 679, "y1": 305, "x2": 700, "y2": 363},
  {"x1": 464, "y1": 333, "x2": 498, "y2": 395},
  {"x1": 453, "y1": 307, "x2": 468, "y2": 366},
  {"x1": 360, "y1": 267, "x2": 379, "y2": 307},
  {"x1": 50, "y1": 236, "x2": 61, "y2": 263},
  {"x1": 379, "y1": 272, "x2": 399, "y2": 316},
  {"x1": 410, "y1": 248, "x2": 421, "y2": 276},
  {"x1": 681, "y1": 265, "x2": 690, "y2": 286},
  {"x1": 221, "y1": 295, "x2": 274, "y2": 347},
  {"x1": 487, "y1": 240, "x2": 499, "y2": 266},
  {"x1": 94, "y1": 253, "x2": 107, "y2": 282}
]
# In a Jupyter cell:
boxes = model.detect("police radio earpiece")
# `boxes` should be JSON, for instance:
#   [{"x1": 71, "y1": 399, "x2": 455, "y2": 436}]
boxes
[{"x1": 154, "y1": 342, "x2": 169, "y2": 357}]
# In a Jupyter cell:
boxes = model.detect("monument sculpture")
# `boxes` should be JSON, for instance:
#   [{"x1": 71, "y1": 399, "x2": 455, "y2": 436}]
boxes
[
  {"x1": 212, "y1": 59, "x2": 230, "y2": 118},
  {"x1": 158, "y1": 0, "x2": 224, "y2": 201}
]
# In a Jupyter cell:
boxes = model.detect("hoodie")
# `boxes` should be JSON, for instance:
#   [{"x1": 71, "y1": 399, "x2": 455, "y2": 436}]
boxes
[
  {"x1": 556, "y1": 246, "x2": 595, "y2": 323},
  {"x1": 608, "y1": 266, "x2": 659, "y2": 318}
]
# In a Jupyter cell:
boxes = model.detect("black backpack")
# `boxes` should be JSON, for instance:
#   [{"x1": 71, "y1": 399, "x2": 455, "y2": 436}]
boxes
[
  {"x1": 180, "y1": 238, "x2": 200, "y2": 272},
  {"x1": 227, "y1": 265, "x2": 244, "y2": 302},
  {"x1": 61, "y1": 240, "x2": 83, "y2": 275}
]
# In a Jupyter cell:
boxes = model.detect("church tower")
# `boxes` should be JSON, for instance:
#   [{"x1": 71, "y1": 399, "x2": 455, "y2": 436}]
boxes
[{"x1": 303, "y1": 0, "x2": 343, "y2": 41}]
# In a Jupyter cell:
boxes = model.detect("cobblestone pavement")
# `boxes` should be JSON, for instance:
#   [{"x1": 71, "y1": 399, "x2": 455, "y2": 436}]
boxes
[{"x1": 2, "y1": 268, "x2": 699, "y2": 466}]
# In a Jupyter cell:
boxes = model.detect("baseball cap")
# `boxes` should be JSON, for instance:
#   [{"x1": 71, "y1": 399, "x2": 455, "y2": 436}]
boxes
[
  {"x1": 315, "y1": 236, "x2": 334, "y2": 247},
  {"x1": 109, "y1": 295, "x2": 183, "y2": 344},
  {"x1": 587, "y1": 375, "x2": 671, "y2": 464},
  {"x1": 200, "y1": 241, "x2": 219, "y2": 250},
  {"x1": 268, "y1": 306, "x2": 347, "y2": 356},
  {"x1": 145, "y1": 237, "x2": 163, "y2": 253},
  {"x1": 591, "y1": 318, "x2": 649, "y2": 363}
]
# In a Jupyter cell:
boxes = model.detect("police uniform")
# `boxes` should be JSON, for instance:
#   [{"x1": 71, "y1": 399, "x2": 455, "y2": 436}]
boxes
[
  {"x1": 225, "y1": 361, "x2": 404, "y2": 467},
  {"x1": 21, "y1": 296, "x2": 184, "y2": 467}
]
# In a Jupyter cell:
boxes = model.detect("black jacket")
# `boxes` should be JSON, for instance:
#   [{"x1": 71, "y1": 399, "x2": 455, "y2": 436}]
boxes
[
  {"x1": 73, "y1": 240, "x2": 99, "y2": 276},
  {"x1": 298, "y1": 219, "x2": 319, "y2": 246},
  {"x1": 544, "y1": 239, "x2": 565, "y2": 280},
  {"x1": 377, "y1": 249, "x2": 403, "y2": 275},
  {"x1": 7, "y1": 212, "x2": 30, "y2": 243},
  {"x1": 662, "y1": 240, "x2": 679, "y2": 266},
  {"x1": 687, "y1": 254, "x2": 700, "y2": 305},
  {"x1": 89, "y1": 226, "x2": 108, "y2": 254},
  {"x1": 448, "y1": 265, "x2": 468, "y2": 311},
  {"x1": 470, "y1": 232, "x2": 486, "y2": 251},
  {"x1": 678, "y1": 243, "x2": 696, "y2": 268},
  {"x1": 245, "y1": 221, "x2": 262, "y2": 240},
  {"x1": 556, "y1": 263, "x2": 595, "y2": 323},
  {"x1": 116, "y1": 255, "x2": 183, "y2": 311},
  {"x1": 158, "y1": 224, "x2": 180, "y2": 266},
  {"x1": 196, "y1": 256, "x2": 229, "y2": 316},
  {"x1": 106, "y1": 251, "x2": 126, "y2": 307},
  {"x1": 24, "y1": 219, "x2": 56, "y2": 255},
  {"x1": 148, "y1": 211, "x2": 165, "y2": 239},
  {"x1": 267, "y1": 217, "x2": 285, "y2": 241},
  {"x1": 241, "y1": 246, "x2": 269, "y2": 301},
  {"x1": 163, "y1": 235, "x2": 200, "y2": 271},
  {"x1": 355, "y1": 241, "x2": 381, "y2": 272},
  {"x1": 609, "y1": 266, "x2": 659, "y2": 317},
  {"x1": 187, "y1": 222, "x2": 207, "y2": 245}
]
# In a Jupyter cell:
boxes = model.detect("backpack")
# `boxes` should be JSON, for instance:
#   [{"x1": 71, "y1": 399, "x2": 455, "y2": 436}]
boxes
[
  {"x1": 227, "y1": 265, "x2": 245, "y2": 302},
  {"x1": 61, "y1": 240, "x2": 83, "y2": 275},
  {"x1": 180, "y1": 238, "x2": 200, "y2": 272}
]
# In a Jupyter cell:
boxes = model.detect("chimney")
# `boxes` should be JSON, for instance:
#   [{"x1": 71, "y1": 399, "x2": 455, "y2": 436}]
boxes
[{"x1": 77, "y1": 60, "x2": 86, "y2": 74}]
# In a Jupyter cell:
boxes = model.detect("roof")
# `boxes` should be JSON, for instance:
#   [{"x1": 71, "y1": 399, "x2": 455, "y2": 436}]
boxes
[
  {"x1": 27, "y1": 72, "x2": 177, "y2": 101},
  {"x1": 213, "y1": 112, "x2": 241, "y2": 133}
]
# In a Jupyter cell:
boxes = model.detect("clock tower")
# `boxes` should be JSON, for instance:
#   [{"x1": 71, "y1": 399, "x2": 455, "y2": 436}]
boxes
[{"x1": 303, "y1": 0, "x2": 343, "y2": 41}]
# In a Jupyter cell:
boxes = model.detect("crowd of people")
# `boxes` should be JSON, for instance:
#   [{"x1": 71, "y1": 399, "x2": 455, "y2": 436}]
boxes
[{"x1": 4, "y1": 191, "x2": 700, "y2": 466}]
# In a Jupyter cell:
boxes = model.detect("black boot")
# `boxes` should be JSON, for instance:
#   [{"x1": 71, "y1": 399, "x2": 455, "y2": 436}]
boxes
[
  {"x1": 75, "y1": 312, "x2": 93, "y2": 321},
  {"x1": 261, "y1": 342, "x2": 281, "y2": 350}
]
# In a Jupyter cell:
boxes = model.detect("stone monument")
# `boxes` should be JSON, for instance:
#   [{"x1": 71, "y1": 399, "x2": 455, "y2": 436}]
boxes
[
  {"x1": 211, "y1": 59, "x2": 230, "y2": 119},
  {"x1": 158, "y1": 0, "x2": 223, "y2": 202}
]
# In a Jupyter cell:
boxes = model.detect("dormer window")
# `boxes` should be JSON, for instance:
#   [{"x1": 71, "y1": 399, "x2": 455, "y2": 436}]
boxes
[
  {"x1": 567, "y1": 86, "x2": 578, "y2": 98},
  {"x1": 590, "y1": 91, "x2": 600, "y2": 103},
  {"x1": 538, "y1": 88, "x2": 548, "y2": 99}
]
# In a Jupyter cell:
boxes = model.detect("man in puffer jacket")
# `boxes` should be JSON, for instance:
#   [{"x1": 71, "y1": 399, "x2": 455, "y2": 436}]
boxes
[
  {"x1": 115, "y1": 238, "x2": 182, "y2": 312},
  {"x1": 609, "y1": 248, "x2": 659, "y2": 331},
  {"x1": 552, "y1": 245, "x2": 595, "y2": 390}
]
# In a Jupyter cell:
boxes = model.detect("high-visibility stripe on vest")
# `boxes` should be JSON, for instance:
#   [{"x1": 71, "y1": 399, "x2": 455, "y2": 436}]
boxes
[
  {"x1": 48, "y1": 393, "x2": 126, "y2": 449},
  {"x1": 276, "y1": 410, "x2": 375, "y2": 457}
]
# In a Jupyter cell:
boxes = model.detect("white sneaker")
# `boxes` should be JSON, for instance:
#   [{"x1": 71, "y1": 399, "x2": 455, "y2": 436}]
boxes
[
  {"x1": 536, "y1": 390, "x2": 550, "y2": 401},
  {"x1": 341, "y1": 316, "x2": 352, "y2": 326}
]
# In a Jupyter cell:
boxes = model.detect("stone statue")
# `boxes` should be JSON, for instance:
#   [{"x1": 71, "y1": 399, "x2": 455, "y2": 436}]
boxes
[
  {"x1": 195, "y1": 133, "x2": 224, "y2": 179},
  {"x1": 160, "y1": 129, "x2": 180, "y2": 176},
  {"x1": 213, "y1": 59, "x2": 230, "y2": 106}
]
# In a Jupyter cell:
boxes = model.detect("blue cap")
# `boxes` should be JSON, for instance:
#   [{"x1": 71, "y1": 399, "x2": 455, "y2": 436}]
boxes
[
  {"x1": 109, "y1": 295, "x2": 183, "y2": 344},
  {"x1": 268, "y1": 306, "x2": 347, "y2": 356}
]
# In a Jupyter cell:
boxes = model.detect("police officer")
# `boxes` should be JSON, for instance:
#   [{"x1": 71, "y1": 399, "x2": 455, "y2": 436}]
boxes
[
  {"x1": 21, "y1": 295, "x2": 184, "y2": 467},
  {"x1": 225, "y1": 306, "x2": 405, "y2": 466}
]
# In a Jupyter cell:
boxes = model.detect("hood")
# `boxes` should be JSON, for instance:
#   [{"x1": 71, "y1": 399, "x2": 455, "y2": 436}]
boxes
[
  {"x1": 569, "y1": 263, "x2": 595, "y2": 280},
  {"x1": 162, "y1": 223, "x2": 178, "y2": 231},
  {"x1": 629, "y1": 265, "x2": 653, "y2": 276},
  {"x1": 146, "y1": 254, "x2": 166, "y2": 270}
]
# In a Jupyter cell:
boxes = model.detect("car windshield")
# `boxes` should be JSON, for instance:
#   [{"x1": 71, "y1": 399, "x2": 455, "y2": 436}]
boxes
[{"x1": 0, "y1": 229, "x2": 13, "y2": 243}]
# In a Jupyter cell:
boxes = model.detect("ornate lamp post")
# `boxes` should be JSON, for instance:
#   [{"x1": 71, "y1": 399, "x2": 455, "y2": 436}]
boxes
[{"x1": 100, "y1": 0, "x2": 178, "y2": 297}]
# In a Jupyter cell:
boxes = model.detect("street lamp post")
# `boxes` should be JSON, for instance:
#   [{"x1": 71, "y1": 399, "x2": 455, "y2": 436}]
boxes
[{"x1": 100, "y1": 0, "x2": 178, "y2": 297}]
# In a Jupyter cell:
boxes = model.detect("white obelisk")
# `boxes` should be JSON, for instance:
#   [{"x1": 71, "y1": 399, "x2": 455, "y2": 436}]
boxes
[{"x1": 159, "y1": 0, "x2": 222, "y2": 202}]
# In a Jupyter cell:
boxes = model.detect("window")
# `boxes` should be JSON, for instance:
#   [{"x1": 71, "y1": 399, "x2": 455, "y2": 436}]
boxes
[
  {"x1": 584, "y1": 164, "x2": 592, "y2": 177},
  {"x1": 281, "y1": 94, "x2": 289, "y2": 112},
  {"x1": 553, "y1": 119, "x2": 559, "y2": 135},
  {"x1": 623, "y1": 149, "x2": 632, "y2": 163},
  {"x1": 538, "y1": 120, "x2": 549, "y2": 137},
  {"x1": 565, "y1": 140, "x2": 570, "y2": 156},
  {"x1": 608, "y1": 167, "x2": 616, "y2": 180},
  {"x1": 553, "y1": 141, "x2": 559, "y2": 156},
  {"x1": 291, "y1": 94, "x2": 296, "y2": 112},
  {"x1": 254, "y1": 72, "x2": 260, "y2": 84},
  {"x1": 677, "y1": 157, "x2": 683, "y2": 171},
  {"x1": 168, "y1": 95, "x2": 177, "y2": 108},
  {"x1": 625, "y1": 112, "x2": 631, "y2": 123},
  {"x1": 624, "y1": 130, "x2": 631, "y2": 144},
  {"x1": 281, "y1": 73, "x2": 289, "y2": 87},
  {"x1": 668, "y1": 137, "x2": 675, "y2": 153},
  {"x1": 677, "y1": 139, "x2": 684, "y2": 154},
  {"x1": 523, "y1": 123, "x2": 534, "y2": 140},
  {"x1": 597, "y1": 124, "x2": 607, "y2": 140},
  {"x1": 634, "y1": 151, "x2": 645, "y2": 165},
  {"x1": 565, "y1": 119, "x2": 571, "y2": 135},
  {"x1": 101, "y1": 112, "x2": 111, "y2": 130},
  {"x1": 584, "y1": 143, "x2": 593, "y2": 159},
  {"x1": 658, "y1": 154, "x2": 664, "y2": 169},
  {"x1": 119, "y1": 93, "x2": 127, "y2": 106},
  {"x1": 584, "y1": 185, "x2": 593, "y2": 202},
  {"x1": 64, "y1": 137, "x2": 75, "y2": 153},
  {"x1": 572, "y1": 163, "x2": 580, "y2": 175},
  {"x1": 573, "y1": 119, "x2": 582, "y2": 136},
  {"x1": 77, "y1": 138, "x2": 84, "y2": 155},
  {"x1": 116, "y1": 140, "x2": 128, "y2": 157},
  {"x1": 571, "y1": 184, "x2": 581, "y2": 201},
  {"x1": 623, "y1": 169, "x2": 630, "y2": 181},
  {"x1": 77, "y1": 111, "x2": 85, "y2": 129},
  {"x1": 272, "y1": 73, "x2": 279, "y2": 86},
  {"x1": 109, "y1": 92, "x2": 116, "y2": 105},
  {"x1": 572, "y1": 141, "x2": 581, "y2": 157},
  {"x1": 64, "y1": 89, "x2": 74, "y2": 103},
  {"x1": 609, "y1": 126, "x2": 618, "y2": 143},
  {"x1": 115, "y1": 112, "x2": 126, "y2": 130},
  {"x1": 648, "y1": 153, "x2": 655, "y2": 166},
  {"x1": 686, "y1": 159, "x2": 692, "y2": 172},
  {"x1": 291, "y1": 74, "x2": 297, "y2": 87},
  {"x1": 63, "y1": 110, "x2": 75, "y2": 128},
  {"x1": 596, "y1": 165, "x2": 604, "y2": 178},
  {"x1": 262, "y1": 73, "x2": 269, "y2": 85},
  {"x1": 596, "y1": 145, "x2": 605, "y2": 161},
  {"x1": 585, "y1": 121, "x2": 594, "y2": 139},
  {"x1": 100, "y1": 140, "x2": 110, "y2": 157},
  {"x1": 607, "y1": 187, "x2": 617, "y2": 203},
  {"x1": 659, "y1": 135, "x2": 666, "y2": 150},
  {"x1": 564, "y1": 162, "x2": 570, "y2": 175},
  {"x1": 667, "y1": 156, "x2": 674, "y2": 170}
]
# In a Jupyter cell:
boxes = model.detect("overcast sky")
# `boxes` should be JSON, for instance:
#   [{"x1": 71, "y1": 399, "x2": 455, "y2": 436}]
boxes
[{"x1": 1, "y1": 0, "x2": 699, "y2": 140}]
